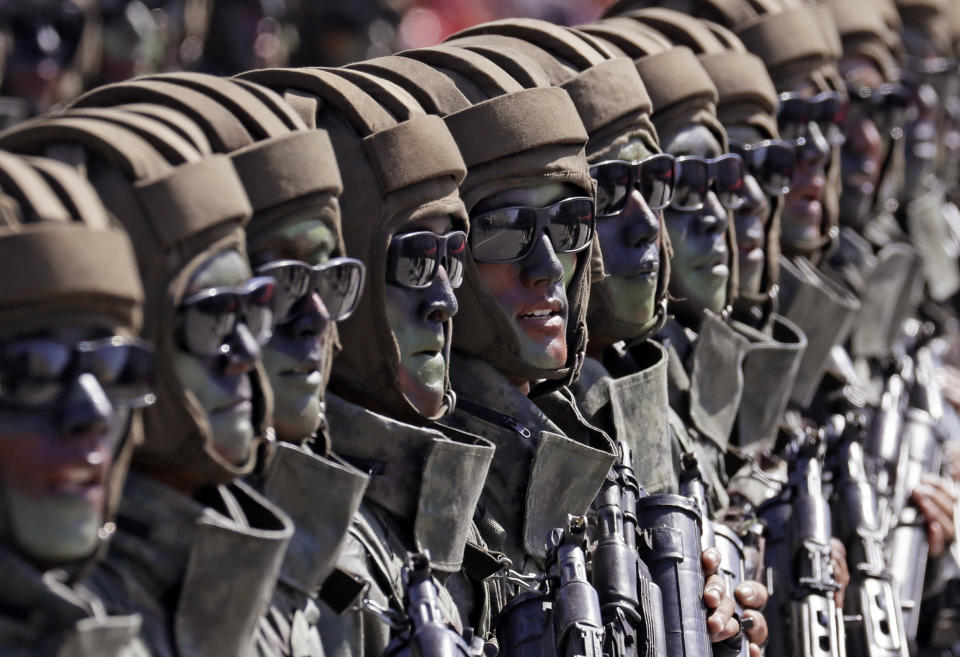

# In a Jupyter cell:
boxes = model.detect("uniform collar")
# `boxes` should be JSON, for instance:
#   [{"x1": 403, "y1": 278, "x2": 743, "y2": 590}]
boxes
[
  {"x1": 326, "y1": 393, "x2": 494, "y2": 573},
  {"x1": 443, "y1": 352, "x2": 614, "y2": 565},
  {"x1": 109, "y1": 472, "x2": 292, "y2": 657},
  {"x1": 258, "y1": 443, "x2": 369, "y2": 595}
]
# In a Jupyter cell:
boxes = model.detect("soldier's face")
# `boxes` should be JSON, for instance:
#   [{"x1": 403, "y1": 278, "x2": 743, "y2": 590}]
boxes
[
  {"x1": 838, "y1": 57, "x2": 886, "y2": 230},
  {"x1": 662, "y1": 125, "x2": 730, "y2": 323},
  {"x1": 589, "y1": 137, "x2": 662, "y2": 335},
  {"x1": 0, "y1": 324, "x2": 118, "y2": 566},
  {"x1": 171, "y1": 249, "x2": 260, "y2": 465},
  {"x1": 779, "y1": 83, "x2": 832, "y2": 246},
  {"x1": 471, "y1": 183, "x2": 579, "y2": 375},
  {"x1": 248, "y1": 215, "x2": 337, "y2": 442},
  {"x1": 385, "y1": 215, "x2": 458, "y2": 419},
  {"x1": 725, "y1": 125, "x2": 772, "y2": 297}
]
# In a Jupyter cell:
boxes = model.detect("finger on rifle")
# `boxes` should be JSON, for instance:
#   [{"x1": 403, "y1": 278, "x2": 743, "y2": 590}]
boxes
[{"x1": 736, "y1": 581, "x2": 768, "y2": 610}]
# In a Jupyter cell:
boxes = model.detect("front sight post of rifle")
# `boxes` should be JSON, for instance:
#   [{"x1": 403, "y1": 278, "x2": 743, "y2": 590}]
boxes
[
  {"x1": 383, "y1": 550, "x2": 486, "y2": 657},
  {"x1": 546, "y1": 515, "x2": 605, "y2": 657},
  {"x1": 592, "y1": 441, "x2": 666, "y2": 657}
]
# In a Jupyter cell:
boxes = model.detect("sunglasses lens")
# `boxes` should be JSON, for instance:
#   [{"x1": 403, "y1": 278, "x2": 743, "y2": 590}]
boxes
[
  {"x1": 443, "y1": 233, "x2": 467, "y2": 288},
  {"x1": 546, "y1": 198, "x2": 595, "y2": 253},
  {"x1": 592, "y1": 162, "x2": 632, "y2": 216},
  {"x1": 0, "y1": 340, "x2": 72, "y2": 406},
  {"x1": 317, "y1": 260, "x2": 365, "y2": 320},
  {"x1": 715, "y1": 156, "x2": 746, "y2": 209},
  {"x1": 182, "y1": 302, "x2": 236, "y2": 357},
  {"x1": 82, "y1": 340, "x2": 155, "y2": 408},
  {"x1": 261, "y1": 263, "x2": 312, "y2": 323},
  {"x1": 673, "y1": 159, "x2": 709, "y2": 210},
  {"x1": 639, "y1": 154, "x2": 675, "y2": 210},
  {"x1": 391, "y1": 232, "x2": 443, "y2": 287},
  {"x1": 470, "y1": 207, "x2": 535, "y2": 262},
  {"x1": 757, "y1": 145, "x2": 795, "y2": 195},
  {"x1": 243, "y1": 279, "x2": 276, "y2": 345}
]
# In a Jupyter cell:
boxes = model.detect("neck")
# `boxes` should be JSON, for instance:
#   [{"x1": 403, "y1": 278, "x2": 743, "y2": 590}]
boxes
[
  {"x1": 507, "y1": 375, "x2": 531, "y2": 395},
  {"x1": 137, "y1": 465, "x2": 207, "y2": 496}
]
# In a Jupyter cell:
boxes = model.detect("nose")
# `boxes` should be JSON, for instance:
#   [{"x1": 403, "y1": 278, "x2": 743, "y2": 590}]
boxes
[
  {"x1": 739, "y1": 173, "x2": 769, "y2": 214},
  {"x1": 624, "y1": 190, "x2": 660, "y2": 248},
  {"x1": 59, "y1": 373, "x2": 112, "y2": 440},
  {"x1": 846, "y1": 115, "x2": 884, "y2": 161},
  {"x1": 289, "y1": 291, "x2": 331, "y2": 339},
  {"x1": 223, "y1": 324, "x2": 261, "y2": 375},
  {"x1": 520, "y1": 232, "x2": 565, "y2": 288},
  {"x1": 798, "y1": 121, "x2": 830, "y2": 166},
  {"x1": 698, "y1": 192, "x2": 729, "y2": 239},
  {"x1": 423, "y1": 267, "x2": 459, "y2": 324}
]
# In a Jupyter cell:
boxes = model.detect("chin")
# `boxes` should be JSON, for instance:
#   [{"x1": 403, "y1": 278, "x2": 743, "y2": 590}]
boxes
[
  {"x1": 210, "y1": 421, "x2": 254, "y2": 466},
  {"x1": 274, "y1": 397, "x2": 322, "y2": 441}
]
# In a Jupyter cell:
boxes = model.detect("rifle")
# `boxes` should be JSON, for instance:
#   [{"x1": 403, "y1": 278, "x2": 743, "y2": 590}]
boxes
[
  {"x1": 591, "y1": 441, "x2": 666, "y2": 657},
  {"x1": 495, "y1": 515, "x2": 605, "y2": 657},
  {"x1": 887, "y1": 404, "x2": 943, "y2": 642},
  {"x1": 383, "y1": 551, "x2": 486, "y2": 657},
  {"x1": 826, "y1": 411, "x2": 909, "y2": 657},
  {"x1": 635, "y1": 490, "x2": 712, "y2": 657},
  {"x1": 760, "y1": 426, "x2": 846, "y2": 657},
  {"x1": 679, "y1": 453, "x2": 749, "y2": 657}
]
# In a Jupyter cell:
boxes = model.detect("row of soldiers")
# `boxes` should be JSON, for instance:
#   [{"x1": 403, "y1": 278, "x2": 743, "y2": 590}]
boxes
[{"x1": 2, "y1": 0, "x2": 960, "y2": 656}]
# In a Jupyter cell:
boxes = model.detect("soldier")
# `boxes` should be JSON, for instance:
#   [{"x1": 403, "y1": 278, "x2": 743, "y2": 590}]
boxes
[
  {"x1": 236, "y1": 67, "x2": 495, "y2": 657},
  {"x1": 71, "y1": 72, "x2": 372, "y2": 657},
  {"x1": 347, "y1": 47, "x2": 619, "y2": 625},
  {"x1": 441, "y1": 18, "x2": 768, "y2": 653},
  {"x1": 0, "y1": 150, "x2": 152, "y2": 656},
  {"x1": 0, "y1": 110, "x2": 295, "y2": 657}
]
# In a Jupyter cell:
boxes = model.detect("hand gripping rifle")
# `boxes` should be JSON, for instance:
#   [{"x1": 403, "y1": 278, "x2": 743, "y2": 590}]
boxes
[
  {"x1": 679, "y1": 453, "x2": 749, "y2": 657},
  {"x1": 826, "y1": 411, "x2": 909, "y2": 657},
  {"x1": 760, "y1": 426, "x2": 846, "y2": 657},
  {"x1": 495, "y1": 515, "x2": 605, "y2": 657},
  {"x1": 383, "y1": 551, "x2": 486, "y2": 657},
  {"x1": 591, "y1": 441, "x2": 666, "y2": 657}
]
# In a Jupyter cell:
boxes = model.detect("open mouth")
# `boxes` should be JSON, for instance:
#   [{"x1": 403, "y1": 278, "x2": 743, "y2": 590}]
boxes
[
  {"x1": 517, "y1": 299, "x2": 565, "y2": 331},
  {"x1": 47, "y1": 464, "x2": 104, "y2": 495}
]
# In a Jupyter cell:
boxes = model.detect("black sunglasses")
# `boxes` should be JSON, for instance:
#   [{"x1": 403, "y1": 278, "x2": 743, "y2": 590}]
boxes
[
  {"x1": 469, "y1": 196, "x2": 595, "y2": 263},
  {"x1": 387, "y1": 230, "x2": 467, "y2": 289},
  {"x1": 256, "y1": 257, "x2": 365, "y2": 324},
  {"x1": 842, "y1": 83, "x2": 912, "y2": 140},
  {"x1": 729, "y1": 140, "x2": 796, "y2": 197},
  {"x1": 176, "y1": 276, "x2": 276, "y2": 358},
  {"x1": 590, "y1": 153, "x2": 676, "y2": 215},
  {"x1": 671, "y1": 154, "x2": 746, "y2": 212},
  {"x1": 778, "y1": 91, "x2": 846, "y2": 147},
  {"x1": 0, "y1": 336, "x2": 155, "y2": 411}
]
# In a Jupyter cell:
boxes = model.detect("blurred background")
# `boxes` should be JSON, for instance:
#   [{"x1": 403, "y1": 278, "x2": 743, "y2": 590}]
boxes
[{"x1": 0, "y1": 0, "x2": 608, "y2": 125}]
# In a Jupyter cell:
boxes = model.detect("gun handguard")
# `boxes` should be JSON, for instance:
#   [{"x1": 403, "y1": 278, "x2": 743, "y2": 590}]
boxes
[
  {"x1": 888, "y1": 407, "x2": 943, "y2": 641},
  {"x1": 636, "y1": 492, "x2": 713, "y2": 657},
  {"x1": 592, "y1": 442, "x2": 666, "y2": 657},
  {"x1": 829, "y1": 414, "x2": 909, "y2": 657},
  {"x1": 383, "y1": 551, "x2": 485, "y2": 657},
  {"x1": 761, "y1": 428, "x2": 847, "y2": 657}
]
